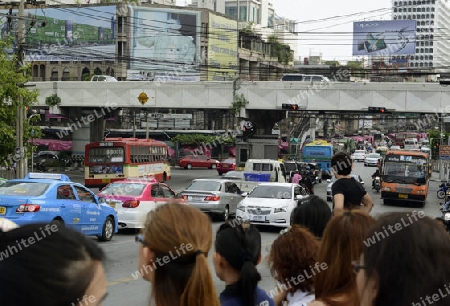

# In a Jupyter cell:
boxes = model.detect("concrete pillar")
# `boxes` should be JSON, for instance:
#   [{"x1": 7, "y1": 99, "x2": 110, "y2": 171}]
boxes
[
  {"x1": 72, "y1": 124, "x2": 90, "y2": 156},
  {"x1": 90, "y1": 116, "x2": 106, "y2": 142},
  {"x1": 249, "y1": 61, "x2": 259, "y2": 80}
]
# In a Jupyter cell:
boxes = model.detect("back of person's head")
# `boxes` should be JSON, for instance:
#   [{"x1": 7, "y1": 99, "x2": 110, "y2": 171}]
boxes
[
  {"x1": 0, "y1": 222, "x2": 105, "y2": 306},
  {"x1": 331, "y1": 152, "x2": 353, "y2": 176},
  {"x1": 290, "y1": 195, "x2": 332, "y2": 238},
  {"x1": 315, "y1": 210, "x2": 376, "y2": 305},
  {"x1": 142, "y1": 202, "x2": 219, "y2": 306},
  {"x1": 215, "y1": 221, "x2": 262, "y2": 306},
  {"x1": 360, "y1": 212, "x2": 450, "y2": 306},
  {"x1": 268, "y1": 225, "x2": 320, "y2": 294}
]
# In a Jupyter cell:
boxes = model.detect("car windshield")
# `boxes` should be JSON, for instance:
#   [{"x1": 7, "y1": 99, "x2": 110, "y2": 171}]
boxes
[
  {"x1": 223, "y1": 171, "x2": 244, "y2": 179},
  {"x1": 367, "y1": 154, "x2": 380, "y2": 158},
  {"x1": 185, "y1": 181, "x2": 221, "y2": 191},
  {"x1": 222, "y1": 159, "x2": 235, "y2": 163},
  {"x1": 284, "y1": 163, "x2": 297, "y2": 172},
  {"x1": 248, "y1": 185, "x2": 292, "y2": 199},
  {"x1": 0, "y1": 182, "x2": 50, "y2": 196},
  {"x1": 99, "y1": 183, "x2": 145, "y2": 196},
  {"x1": 382, "y1": 160, "x2": 428, "y2": 185}
]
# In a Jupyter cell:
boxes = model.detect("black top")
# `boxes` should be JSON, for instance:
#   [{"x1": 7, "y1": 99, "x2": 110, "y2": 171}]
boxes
[{"x1": 331, "y1": 177, "x2": 366, "y2": 210}]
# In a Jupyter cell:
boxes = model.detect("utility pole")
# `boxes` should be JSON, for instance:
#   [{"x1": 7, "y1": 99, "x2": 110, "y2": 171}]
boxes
[{"x1": 16, "y1": 0, "x2": 25, "y2": 178}]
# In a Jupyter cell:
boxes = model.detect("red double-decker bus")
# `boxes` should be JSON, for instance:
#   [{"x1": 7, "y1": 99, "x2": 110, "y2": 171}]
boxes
[{"x1": 84, "y1": 138, "x2": 171, "y2": 188}]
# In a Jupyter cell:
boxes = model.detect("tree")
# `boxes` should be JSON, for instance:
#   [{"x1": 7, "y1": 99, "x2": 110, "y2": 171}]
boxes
[{"x1": 0, "y1": 39, "x2": 39, "y2": 164}]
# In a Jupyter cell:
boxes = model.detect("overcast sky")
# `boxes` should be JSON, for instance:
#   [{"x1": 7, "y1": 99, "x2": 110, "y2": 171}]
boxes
[{"x1": 176, "y1": 0, "x2": 393, "y2": 63}]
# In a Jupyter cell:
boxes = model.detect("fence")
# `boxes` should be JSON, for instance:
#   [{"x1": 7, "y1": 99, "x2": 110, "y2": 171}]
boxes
[{"x1": 0, "y1": 168, "x2": 16, "y2": 180}]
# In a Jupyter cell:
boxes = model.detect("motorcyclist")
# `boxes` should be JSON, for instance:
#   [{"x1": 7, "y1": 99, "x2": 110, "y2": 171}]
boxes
[{"x1": 372, "y1": 169, "x2": 381, "y2": 188}]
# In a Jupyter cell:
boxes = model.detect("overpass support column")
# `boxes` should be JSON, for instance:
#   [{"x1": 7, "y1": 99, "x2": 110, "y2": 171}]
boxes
[
  {"x1": 90, "y1": 117, "x2": 106, "y2": 142},
  {"x1": 72, "y1": 124, "x2": 90, "y2": 156}
]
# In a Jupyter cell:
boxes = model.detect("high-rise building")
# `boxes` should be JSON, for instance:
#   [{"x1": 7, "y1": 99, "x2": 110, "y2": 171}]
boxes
[{"x1": 392, "y1": 0, "x2": 450, "y2": 73}]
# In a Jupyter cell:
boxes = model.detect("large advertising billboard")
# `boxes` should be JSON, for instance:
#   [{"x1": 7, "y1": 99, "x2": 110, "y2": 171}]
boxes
[
  {"x1": 207, "y1": 14, "x2": 238, "y2": 81},
  {"x1": 0, "y1": 6, "x2": 116, "y2": 62},
  {"x1": 127, "y1": 6, "x2": 201, "y2": 81},
  {"x1": 353, "y1": 20, "x2": 416, "y2": 56}
]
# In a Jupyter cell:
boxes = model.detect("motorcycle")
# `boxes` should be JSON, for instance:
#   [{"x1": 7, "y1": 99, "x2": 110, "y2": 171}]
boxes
[
  {"x1": 372, "y1": 176, "x2": 381, "y2": 192},
  {"x1": 437, "y1": 182, "x2": 450, "y2": 199},
  {"x1": 436, "y1": 203, "x2": 450, "y2": 233}
]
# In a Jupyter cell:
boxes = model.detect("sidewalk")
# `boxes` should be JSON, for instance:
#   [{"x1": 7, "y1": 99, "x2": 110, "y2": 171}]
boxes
[{"x1": 431, "y1": 171, "x2": 443, "y2": 182}]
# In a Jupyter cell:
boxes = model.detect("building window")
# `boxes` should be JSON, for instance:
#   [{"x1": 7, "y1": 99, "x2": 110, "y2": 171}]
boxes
[
  {"x1": 429, "y1": 48, "x2": 433, "y2": 53},
  {"x1": 225, "y1": 6, "x2": 237, "y2": 19},
  {"x1": 429, "y1": 62, "x2": 433, "y2": 67},
  {"x1": 240, "y1": 6, "x2": 247, "y2": 22}
]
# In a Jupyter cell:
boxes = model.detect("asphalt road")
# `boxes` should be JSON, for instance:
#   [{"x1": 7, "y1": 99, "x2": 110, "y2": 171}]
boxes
[{"x1": 65, "y1": 163, "x2": 443, "y2": 306}]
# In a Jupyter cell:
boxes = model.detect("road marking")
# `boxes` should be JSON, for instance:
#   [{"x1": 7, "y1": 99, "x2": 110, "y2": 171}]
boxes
[{"x1": 107, "y1": 277, "x2": 137, "y2": 287}]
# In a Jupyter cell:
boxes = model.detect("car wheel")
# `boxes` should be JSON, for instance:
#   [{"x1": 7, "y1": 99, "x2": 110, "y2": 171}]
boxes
[
  {"x1": 98, "y1": 217, "x2": 114, "y2": 242},
  {"x1": 220, "y1": 205, "x2": 229, "y2": 221},
  {"x1": 187, "y1": 164, "x2": 192, "y2": 170},
  {"x1": 211, "y1": 164, "x2": 217, "y2": 169},
  {"x1": 52, "y1": 217, "x2": 64, "y2": 226}
]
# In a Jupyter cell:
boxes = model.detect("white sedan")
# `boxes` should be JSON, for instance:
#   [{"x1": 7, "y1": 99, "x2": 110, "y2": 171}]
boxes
[
  {"x1": 364, "y1": 153, "x2": 381, "y2": 167},
  {"x1": 351, "y1": 150, "x2": 366, "y2": 162},
  {"x1": 236, "y1": 183, "x2": 308, "y2": 228}
]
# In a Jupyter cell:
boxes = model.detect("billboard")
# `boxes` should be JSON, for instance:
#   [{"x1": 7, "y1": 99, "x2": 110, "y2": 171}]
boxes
[
  {"x1": 353, "y1": 20, "x2": 416, "y2": 56},
  {"x1": 0, "y1": 6, "x2": 116, "y2": 62},
  {"x1": 207, "y1": 14, "x2": 238, "y2": 81},
  {"x1": 127, "y1": 6, "x2": 201, "y2": 81}
]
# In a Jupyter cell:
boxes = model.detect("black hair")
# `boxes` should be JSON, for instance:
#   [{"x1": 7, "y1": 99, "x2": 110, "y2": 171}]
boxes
[
  {"x1": 215, "y1": 221, "x2": 261, "y2": 306},
  {"x1": 291, "y1": 195, "x2": 332, "y2": 238},
  {"x1": 331, "y1": 151, "x2": 352, "y2": 176},
  {"x1": 0, "y1": 223, "x2": 105, "y2": 306},
  {"x1": 363, "y1": 213, "x2": 450, "y2": 305}
]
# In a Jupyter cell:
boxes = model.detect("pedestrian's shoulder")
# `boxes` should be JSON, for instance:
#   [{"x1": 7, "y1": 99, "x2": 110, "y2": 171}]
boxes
[{"x1": 255, "y1": 286, "x2": 275, "y2": 306}]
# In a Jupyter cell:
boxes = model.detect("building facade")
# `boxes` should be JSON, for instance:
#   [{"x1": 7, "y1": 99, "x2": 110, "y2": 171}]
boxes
[{"x1": 392, "y1": 0, "x2": 450, "y2": 73}]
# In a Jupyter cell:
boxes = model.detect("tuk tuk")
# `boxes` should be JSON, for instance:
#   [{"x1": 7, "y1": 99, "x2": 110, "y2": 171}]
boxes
[{"x1": 376, "y1": 146, "x2": 388, "y2": 156}]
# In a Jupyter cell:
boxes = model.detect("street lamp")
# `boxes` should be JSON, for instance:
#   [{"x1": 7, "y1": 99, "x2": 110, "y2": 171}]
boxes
[{"x1": 28, "y1": 111, "x2": 39, "y2": 172}]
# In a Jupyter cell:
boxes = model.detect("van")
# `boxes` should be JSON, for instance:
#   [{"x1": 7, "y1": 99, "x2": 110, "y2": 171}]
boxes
[
  {"x1": 404, "y1": 138, "x2": 419, "y2": 150},
  {"x1": 244, "y1": 159, "x2": 287, "y2": 183},
  {"x1": 91, "y1": 75, "x2": 118, "y2": 82},
  {"x1": 280, "y1": 74, "x2": 330, "y2": 83}
]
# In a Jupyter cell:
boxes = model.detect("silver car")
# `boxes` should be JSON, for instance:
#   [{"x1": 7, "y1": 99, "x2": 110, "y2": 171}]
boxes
[
  {"x1": 180, "y1": 179, "x2": 244, "y2": 221},
  {"x1": 326, "y1": 174, "x2": 364, "y2": 201}
]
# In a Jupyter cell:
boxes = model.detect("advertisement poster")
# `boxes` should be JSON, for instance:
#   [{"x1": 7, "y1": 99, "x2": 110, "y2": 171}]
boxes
[
  {"x1": 353, "y1": 20, "x2": 416, "y2": 56},
  {"x1": 0, "y1": 5, "x2": 116, "y2": 62},
  {"x1": 128, "y1": 6, "x2": 201, "y2": 81},
  {"x1": 207, "y1": 14, "x2": 238, "y2": 81}
]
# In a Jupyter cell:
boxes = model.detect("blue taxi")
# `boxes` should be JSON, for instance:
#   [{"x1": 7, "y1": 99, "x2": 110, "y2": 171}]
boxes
[{"x1": 0, "y1": 173, "x2": 118, "y2": 241}]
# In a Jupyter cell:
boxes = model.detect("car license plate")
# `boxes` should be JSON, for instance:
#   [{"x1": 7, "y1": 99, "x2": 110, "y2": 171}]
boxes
[
  {"x1": 398, "y1": 194, "x2": 408, "y2": 199},
  {"x1": 0, "y1": 206, "x2": 5, "y2": 215},
  {"x1": 251, "y1": 215, "x2": 265, "y2": 222},
  {"x1": 190, "y1": 196, "x2": 203, "y2": 201},
  {"x1": 223, "y1": 164, "x2": 229, "y2": 168},
  {"x1": 102, "y1": 178, "x2": 111, "y2": 184}
]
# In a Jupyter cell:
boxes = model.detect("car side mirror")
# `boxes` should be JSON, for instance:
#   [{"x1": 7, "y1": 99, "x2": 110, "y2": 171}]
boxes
[{"x1": 241, "y1": 192, "x2": 248, "y2": 197}]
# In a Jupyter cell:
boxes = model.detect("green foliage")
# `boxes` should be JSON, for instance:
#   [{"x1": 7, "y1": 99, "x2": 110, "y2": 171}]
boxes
[
  {"x1": 0, "y1": 39, "x2": 39, "y2": 161},
  {"x1": 267, "y1": 35, "x2": 293, "y2": 65},
  {"x1": 172, "y1": 134, "x2": 235, "y2": 146},
  {"x1": 45, "y1": 93, "x2": 61, "y2": 106},
  {"x1": 231, "y1": 93, "x2": 249, "y2": 116}
]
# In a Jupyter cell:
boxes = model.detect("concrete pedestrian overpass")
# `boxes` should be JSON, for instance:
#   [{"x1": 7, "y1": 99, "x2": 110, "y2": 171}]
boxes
[{"x1": 30, "y1": 81, "x2": 450, "y2": 155}]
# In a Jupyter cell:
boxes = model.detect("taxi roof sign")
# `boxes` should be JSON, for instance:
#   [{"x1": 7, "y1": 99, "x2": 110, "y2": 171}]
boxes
[{"x1": 26, "y1": 173, "x2": 71, "y2": 181}]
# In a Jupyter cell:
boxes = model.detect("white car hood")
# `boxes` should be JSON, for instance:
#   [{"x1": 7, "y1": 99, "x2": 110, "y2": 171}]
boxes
[{"x1": 241, "y1": 198, "x2": 293, "y2": 207}]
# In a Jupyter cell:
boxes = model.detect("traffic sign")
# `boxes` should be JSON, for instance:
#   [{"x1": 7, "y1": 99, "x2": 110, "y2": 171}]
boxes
[
  {"x1": 138, "y1": 92, "x2": 149, "y2": 106},
  {"x1": 439, "y1": 145, "x2": 450, "y2": 159}
]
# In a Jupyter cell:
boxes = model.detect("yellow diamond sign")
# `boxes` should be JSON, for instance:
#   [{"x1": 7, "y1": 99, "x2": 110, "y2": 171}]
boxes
[{"x1": 138, "y1": 92, "x2": 149, "y2": 105}]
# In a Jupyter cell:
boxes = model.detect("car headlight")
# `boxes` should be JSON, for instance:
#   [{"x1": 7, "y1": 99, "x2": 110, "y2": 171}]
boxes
[
  {"x1": 382, "y1": 187, "x2": 391, "y2": 192},
  {"x1": 444, "y1": 213, "x2": 450, "y2": 221},
  {"x1": 237, "y1": 203, "x2": 246, "y2": 212},
  {"x1": 274, "y1": 206, "x2": 287, "y2": 213}
]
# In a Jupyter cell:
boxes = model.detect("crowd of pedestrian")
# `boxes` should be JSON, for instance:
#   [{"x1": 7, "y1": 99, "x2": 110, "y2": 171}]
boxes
[{"x1": 1, "y1": 151, "x2": 449, "y2": 306}]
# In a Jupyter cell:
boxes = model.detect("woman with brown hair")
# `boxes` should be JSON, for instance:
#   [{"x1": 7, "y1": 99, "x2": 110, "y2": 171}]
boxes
[
  {"x1": 136, "y1": 202, "x2": 220, "y2": 306},
  {"x1": 309, "y1": 210, "x2": 376, "y2": 306},
  {"x1": 267, "y1": 225, "x2": 320, "y2": 305}
]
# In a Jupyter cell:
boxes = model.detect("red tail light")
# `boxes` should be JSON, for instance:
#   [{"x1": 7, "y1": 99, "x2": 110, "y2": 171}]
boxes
[
  {"x1": 16, "y1": 204, "x2": 41, "y2": 213},
  {"x1": 123, "y1": 200, "x2": 140, "y2": 208},
  {"x1": 218, "y1": 163, "x2": 222, "y2": 168},
  {"x1": 204, "y1": 196, "x2": 220, "y2": 201}
]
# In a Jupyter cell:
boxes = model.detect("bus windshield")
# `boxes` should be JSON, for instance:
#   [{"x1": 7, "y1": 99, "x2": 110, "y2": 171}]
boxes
[
  {"x1": 382, "y1": 156, "x2": 428, "y2": 185},
  {"x1": 88, "y1": 147, "x2": 124, "y2": 164}
]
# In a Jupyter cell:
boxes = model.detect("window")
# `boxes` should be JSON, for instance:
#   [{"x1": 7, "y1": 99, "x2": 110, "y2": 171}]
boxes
[
  {"x1": 89, "y1": 147, "x2": 124, "y2": 164},
  {"x1": 151, "y1": 184, "x2": 162, "y2": 197},
  {"x1": 74, "y1": 186, "x2": 96, "y2": 203},
  {"x1": 160, "y1": 185, "x2": 175, "y2": 198},
  {"x1": 57, "y1": 185, "x2": 75, "y2": 200},
  {"x1": 225, "y1": 6, "x2": 237, "y2": 19}
]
